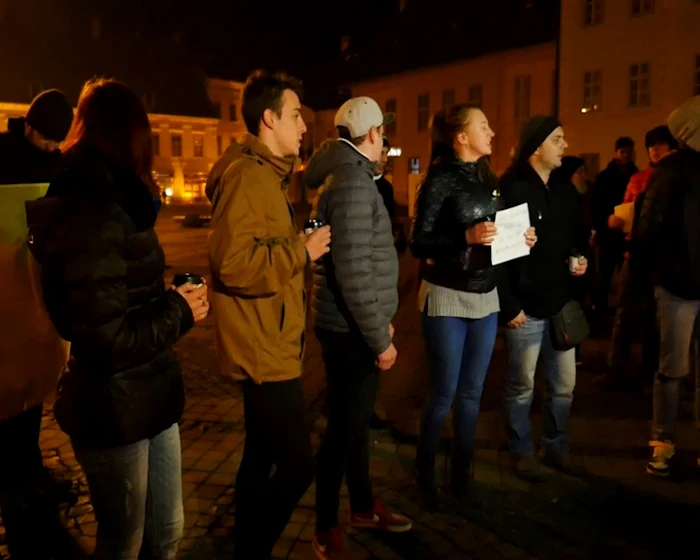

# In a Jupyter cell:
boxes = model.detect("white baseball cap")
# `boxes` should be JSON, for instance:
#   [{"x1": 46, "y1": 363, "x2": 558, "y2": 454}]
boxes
[
  {"x1": 334, "y1": 96, "x2": 394, "y2": 138},
  {"x1": 667, "y1": 95, "x2": 700, "y2": 151}
]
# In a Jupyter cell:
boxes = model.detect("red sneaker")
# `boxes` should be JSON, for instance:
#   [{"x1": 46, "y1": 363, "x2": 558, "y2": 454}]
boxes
[
  {"x1": 348, "y1": 499, "x2": 412, "y2": 533},
  {"x1": 312, "y1": 526, "x2": 344, "y2": 559}
]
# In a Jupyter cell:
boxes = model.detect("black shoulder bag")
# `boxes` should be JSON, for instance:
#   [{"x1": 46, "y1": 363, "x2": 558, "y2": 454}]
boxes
[{"x1": 549, "y1": 300, "x2": 589, "y2": 351}]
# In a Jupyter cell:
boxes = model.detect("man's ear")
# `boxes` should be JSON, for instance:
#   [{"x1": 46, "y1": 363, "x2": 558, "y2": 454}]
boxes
[{"x1": 261, "y1": 108, "x2": 276, "y2": 131}]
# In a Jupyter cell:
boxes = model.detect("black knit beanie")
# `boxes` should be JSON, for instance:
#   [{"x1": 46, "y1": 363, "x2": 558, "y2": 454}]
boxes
[
  {"x1": 25, "y1": 89, "x2": 74, "y2": 142},
  {"x1": 645, "y1": 125, "x2": 678, "y2": 150},
  {"x1": 516, "y1": 115, "x2": 561, "y2": 163}
]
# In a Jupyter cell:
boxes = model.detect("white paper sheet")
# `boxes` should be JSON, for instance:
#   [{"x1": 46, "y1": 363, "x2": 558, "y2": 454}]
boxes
[{"x1": 490, "y1": 203, "x2": 531, "y2": 266}]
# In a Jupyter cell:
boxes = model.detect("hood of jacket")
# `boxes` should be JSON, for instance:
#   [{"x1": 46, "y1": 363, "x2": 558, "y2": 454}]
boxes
[
  {"x1": 205, "y1": 133, "x2": 297, "y2": 202},
  {"x1": 303, "y1": 139, "x2": 375, "y2": 190}
]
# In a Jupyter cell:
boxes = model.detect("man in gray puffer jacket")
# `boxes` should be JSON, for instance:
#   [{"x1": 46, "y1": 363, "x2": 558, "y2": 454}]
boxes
[{"x1": 304, "y1": 97, "x2": 411, "y2": 555}]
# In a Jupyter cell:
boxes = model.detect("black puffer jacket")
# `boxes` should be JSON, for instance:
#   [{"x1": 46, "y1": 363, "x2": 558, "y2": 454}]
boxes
[
  {"x1": 0, "y1": 117, "x2": 62, "y2": 184},
  {"x1": 34, "y1": 151, "x2": 194, "y2": 448},
  {"x1": 639, "y1": 148, "x2": 700, "y2": 300},
  {"x1": 410, "y1": 158, "x2": 504, "y2": 293}
]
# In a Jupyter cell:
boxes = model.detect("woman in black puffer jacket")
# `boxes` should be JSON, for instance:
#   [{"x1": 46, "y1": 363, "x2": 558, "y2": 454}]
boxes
[
  {"x1": 35, "y1": 79, "x2": 209, "y2": 559},
  {"x1": 410, "y1": 103, "x2": 536, "y2": 507}
]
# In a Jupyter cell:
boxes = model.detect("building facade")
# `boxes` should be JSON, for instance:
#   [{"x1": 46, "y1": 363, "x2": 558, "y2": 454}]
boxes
[
  {"x1": 349, "y1": 43, "x2": 557, "y2": 212},
  {"x1": 559, "y1": 0, "x2": 700, "y2": 175}
]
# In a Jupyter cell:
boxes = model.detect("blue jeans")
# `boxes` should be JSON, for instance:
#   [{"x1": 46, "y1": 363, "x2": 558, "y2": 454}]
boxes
[
  {"x1": 73, "y1": 423, "x2": 184, "y2": 560},
  {"x1": 504, "y1": 316, "x2": 576, "y2": 457},
  {"x1": 419, "y1": 313, "x2": 498, "y2": 457},
  {"x1": 652, "y1": 287, "x2": 700, "y2": 442}
]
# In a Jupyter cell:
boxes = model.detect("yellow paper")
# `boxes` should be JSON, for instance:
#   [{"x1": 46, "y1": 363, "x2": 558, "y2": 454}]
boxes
[
  {"x1": 0, "y1": 183, "x2": 70, "y2": 420},
  {"x1": 614, "y1": 202, "x2": 635, "y2": 234}
]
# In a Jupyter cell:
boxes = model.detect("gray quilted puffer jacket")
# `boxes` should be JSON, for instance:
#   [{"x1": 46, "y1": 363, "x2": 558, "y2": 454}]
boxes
[{"x1": 303, "y1": 139, "x2": 399, "y2": 355}]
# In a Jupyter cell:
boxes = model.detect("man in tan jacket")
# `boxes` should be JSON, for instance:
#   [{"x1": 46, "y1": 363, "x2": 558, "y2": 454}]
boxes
[{"x1": 206, "y1": 70, "x2": 330, "y2": 560}]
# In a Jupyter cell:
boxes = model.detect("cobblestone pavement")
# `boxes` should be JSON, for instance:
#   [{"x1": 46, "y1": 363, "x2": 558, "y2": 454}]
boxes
[{"x1": 2, "y1": 206, "x2": 700, "y2": 559}]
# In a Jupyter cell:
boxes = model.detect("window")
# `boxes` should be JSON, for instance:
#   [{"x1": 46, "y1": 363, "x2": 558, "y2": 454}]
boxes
[
  {"x1": 442, "y1": 89, "x2": 455, "y2": 110},
  {"x1": 468, "y1": 84, "x2": 483, "y2": 107},
  {"x1": 193, "y1": 135, "x2": 204, "y2": 158},
  {"x1": 417, "y1": 94, "x2": 430, "y2": 132},
  {"x1": 514, "y1": 75, "x2": 531, "y2": 125},
  {"x1": 631, "y1": 0, "x2": 654, "y2": 16},
  {"x1": 152, "y1": 133, "x2": 160, "y2": 156},
  {"x1": 584, "y1": 0, "x2": 604, "y2": 26},
  {"x1": 217, "y1": 135, "x2": 222, "y2": 156},
  {"x1": 582, "y1": 70, "x2": 602, "y2": 112},
  {"x1": 629, "y1": 62, "x2": 651, "y2": 107},
  {"x1": 385, "y1": 98, "x2": 397, "y2": 135},
  {"x1": 694, "y1": 54, "x2": 700, "y2": 96},
  {"x1": 230, "y1": 103, "x2": 237, "y2": 122},
  {"x1": 171, "y1": 134, "x2": 182, "y2": 157},
  {"x1": 218, "y1": 102, "x2": 225, "y2": 120}
]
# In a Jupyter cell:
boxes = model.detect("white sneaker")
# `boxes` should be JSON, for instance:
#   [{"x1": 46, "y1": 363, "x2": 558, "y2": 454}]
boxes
[{"x1": 646, "y1": 440, "x2": 675, "y2": 478}]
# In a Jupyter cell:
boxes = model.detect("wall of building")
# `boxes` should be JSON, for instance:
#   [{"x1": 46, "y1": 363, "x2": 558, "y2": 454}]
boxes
[
  {"x1": 349, "y1": 43, "x2": 557, "y2": 211},
  {"x1": 559, "y1": 0, "x2": 700, "y2": 174}
]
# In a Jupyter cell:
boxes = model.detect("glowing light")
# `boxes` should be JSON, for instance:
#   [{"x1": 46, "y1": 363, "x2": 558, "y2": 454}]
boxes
[
  {"x1": 164, "y1": 188, "x2": 173, "y2": 197},
  {"x1": 388, "y1": 147, "x2": 402, "y2": 157}
]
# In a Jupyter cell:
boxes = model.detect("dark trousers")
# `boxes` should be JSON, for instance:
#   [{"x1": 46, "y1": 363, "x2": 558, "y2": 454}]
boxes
[
  {"x1": 0, "y1": 405, "x2": 57, "y2": 558},
  {"x1": 607, "y1": 258, "x2": 659, "y2": 380},
  {"x1": 0, "y1": 404, "x2": 44, "y2": 486},
  {"x1": 315, "y1": 328, "x2": 380, "y2": 533},
  {"x1": 234, "y1": 378, "x2": 314, "y2": 559}
]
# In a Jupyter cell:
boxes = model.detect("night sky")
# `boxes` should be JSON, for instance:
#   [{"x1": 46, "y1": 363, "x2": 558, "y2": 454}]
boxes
[{"x1": 0, "y1": 0, "x2": 559, "y2": 109}]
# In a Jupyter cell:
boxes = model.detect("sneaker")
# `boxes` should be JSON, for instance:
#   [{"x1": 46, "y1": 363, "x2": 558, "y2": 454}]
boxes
[
  {"x1": 349, "y1": 499, "x2": 412, "y2": 533},
  {"x1": 312, "y1": 526, "x2": 344, "y2": 560},
  {"x1": 510, "y1": 454, "x2": 550, "y2": 482},
  {"x1": 647, "y1": 440, "x2": 675, "y2": 478}
]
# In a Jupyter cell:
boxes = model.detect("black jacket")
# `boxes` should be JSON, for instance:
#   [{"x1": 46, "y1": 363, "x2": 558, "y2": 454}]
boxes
[
  {"x1": 498, "y1": 162, "x2": 589, "y2": 322},
  {"x1": 591, "y1": 159, "x2": 637, "y2": 234},
  {"x1": 639, "y1": 148, "x2": 700, "y2": 301},
  {"x1": 375, "y1": 175, "x2": 396, "y2": 218},
  {"x1": 34, "y1": 151, "x2": 194, "y2": 448},
  {"x1": 0, "y1": 117, "x2": 62, "y2": 184},
  {"x1": 410, "y1": 158, "x2": 504, "y2": 293}
]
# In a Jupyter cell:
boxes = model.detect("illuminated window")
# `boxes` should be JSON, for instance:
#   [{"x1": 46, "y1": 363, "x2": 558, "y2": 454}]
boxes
[
  {"x1": 230, "y1": 103, "x2": 237, "y2": 122},
  {"x1": 217, "y1": 135, "x2": 222, "y2": 156},
  {"x1": 694, "y1": 54, "x2": 700, "y2": 96},
  {"x1": 152, "y1": 133, "x2": 160, "y2": 156}
]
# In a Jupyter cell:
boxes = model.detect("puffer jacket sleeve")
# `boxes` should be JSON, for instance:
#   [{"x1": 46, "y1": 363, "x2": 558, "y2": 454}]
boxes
[
  {"x1": 410, "y1": 170, "x2": 467, "y2": 259},
  {"x1": 41, "y1": 196, "x2": 194, "y2": 374},
  {"x1": 326, "y1": 177, "x2": 391, "y2": 356}
]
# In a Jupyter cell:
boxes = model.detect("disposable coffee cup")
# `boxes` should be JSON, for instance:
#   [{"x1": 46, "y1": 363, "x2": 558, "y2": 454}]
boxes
[
  {"x1": 173, "y1": 272, "x2": 204, "y2": 288},
  {"x1": 569, "y1": 255, "x2": 582, "y2": 273}
]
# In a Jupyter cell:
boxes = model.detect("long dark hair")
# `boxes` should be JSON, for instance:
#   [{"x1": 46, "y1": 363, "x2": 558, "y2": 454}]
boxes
[
  {"x1": 429, "y1": 103, "x2": 496, "y2": 188},
  {"x1": 62, "y1": 78, "x2": 157, "y2": 193}
]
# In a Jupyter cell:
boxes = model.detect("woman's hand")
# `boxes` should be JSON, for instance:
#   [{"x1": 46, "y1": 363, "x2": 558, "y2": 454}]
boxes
[
  {"x1": 524, "y1": 227, "x2": 537, "y2": 248},
  {"x1": 175, "y1": 282, "x2": 209, "y2": 322},
  {"x1": 466, "y1": 221, "x2": 498, "y2": 245}
]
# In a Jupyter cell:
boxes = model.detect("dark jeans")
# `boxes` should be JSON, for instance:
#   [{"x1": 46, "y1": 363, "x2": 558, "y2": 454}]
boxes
[
  {"x1": 418, "y1": 313, "x2": 498, "y2": 458},
  {"x1": 235, "y1": 378, "x2": 314, "y2": 559},
  {"x1": 607, "y1": 258, "x2": 659, "y2": 380},
  {"x1": 0, "y1": 404, "x2": 44, "y2": 487},
  {"x1": 594, "y1": 235, "x2": 624, "y2": 312},
  {"x1": 0, "y1": 405, "x2": 49, "y2": 557},
  {"x1": 315, "y1": 328, "x2": 380, "y2": 533}
]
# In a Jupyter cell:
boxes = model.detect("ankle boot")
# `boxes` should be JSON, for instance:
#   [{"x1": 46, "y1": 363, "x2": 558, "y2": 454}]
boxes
[
  {"x1": 450, "y1": 450, "x2": 474, "y2": 500},
  {"x1": 414, "y1": 451, "x2": 438, "y2": 510}
]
